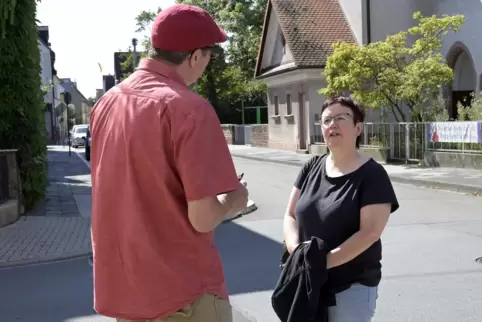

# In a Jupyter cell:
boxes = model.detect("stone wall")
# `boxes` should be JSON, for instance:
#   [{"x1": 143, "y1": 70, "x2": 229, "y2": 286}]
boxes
[
  {"x1": 0, "y1": 150, "x2": 21, "y2": 227},
  {"x1": 221, "y1": 125, "x2": 234, "y2": 144},
  {"x1": 251, "y1": 125, "x2": 269, "y2": 147},
  {"x1": 424, "y1": 151, "x2": 482, "y2": 169}
]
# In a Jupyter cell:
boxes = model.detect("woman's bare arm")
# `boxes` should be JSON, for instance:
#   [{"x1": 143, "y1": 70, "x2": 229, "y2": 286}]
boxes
[
  {"x1": 327, "y1": 203, "x2": 391, "y2": 269},
  {"x1": 283, "y1": 187, "x2": 301, "y2": 254}
]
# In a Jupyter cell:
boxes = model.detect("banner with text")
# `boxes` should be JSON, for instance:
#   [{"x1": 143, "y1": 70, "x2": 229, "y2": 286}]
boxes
[{"x1": 428, "y1": 121, "x2": 482, "y2": 143}]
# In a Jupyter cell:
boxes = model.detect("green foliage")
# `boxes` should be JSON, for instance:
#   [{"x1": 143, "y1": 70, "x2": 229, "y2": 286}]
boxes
[
  {"x1": 120, "y1": 1, "x2": 267, "y2": 123},
  {"x1": 0, "y1": 0, "x2": 48, "y2": 210},
  {"x1": 413, "y1": 94, "x2": 450, "y2": 122},
  {"x1": 118, "y1": 8, "x2": 159, "y2": 81},
  {"x1": 178, "y1": 0, "x2": 267, "y2": 121},
  {"x1": 457, "y1": 93, "x2": 482, "y2": 121},
  {"x1": 320, "y1": 12, "x2": 465, "y2": 122}
]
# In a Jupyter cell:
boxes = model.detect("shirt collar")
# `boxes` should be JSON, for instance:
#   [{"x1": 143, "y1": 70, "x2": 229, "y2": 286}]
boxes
[{"x1": 137, "y1": 58, "x2": 186, "y2": 86}]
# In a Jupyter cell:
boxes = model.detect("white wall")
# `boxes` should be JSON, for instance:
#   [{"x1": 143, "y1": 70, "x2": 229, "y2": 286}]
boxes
[
  {"x1": 38, "y1": 39, "x2": 54, "y2": 139},
  {"x1": 369, "y1": 0, "x2": 425, "y2": 43},
  {"x1": 338, "y1": 0, "x2": 363, "y2": 44},
  {"x1": 259, "y1": 7, "x2": 294, "y2": 72},
  {"x1": 437, "y1": 0, "x2": 482, "y2": 92},
  {"x1": 38, "y1": 40, "x2": 52, "y2": 104}
]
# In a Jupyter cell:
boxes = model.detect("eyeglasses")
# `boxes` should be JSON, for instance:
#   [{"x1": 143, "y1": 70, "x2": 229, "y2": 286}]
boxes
[
  {"x1": 189, "y1": 45, "x2": 219, "y2": 61},
  {"x1": 321, "y1": 113, "x2": 354, "y2": 126}
]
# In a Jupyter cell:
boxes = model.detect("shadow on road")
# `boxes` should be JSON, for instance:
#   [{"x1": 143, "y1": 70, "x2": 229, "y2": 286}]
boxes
[
  {"x1": 216, "y1": 221, "x2": 282, "y2": 295},
  {"x1": 0, "y1": 258, "x2": 96, "y2": 322},
  {"x1": 0, "y1": 221, "x2": 281, "y2": 321}
]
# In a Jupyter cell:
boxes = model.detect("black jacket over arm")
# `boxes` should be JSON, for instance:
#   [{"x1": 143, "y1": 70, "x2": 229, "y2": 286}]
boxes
[{"x1": 271, "y1": 237, "x2": 336, "y2": 322}]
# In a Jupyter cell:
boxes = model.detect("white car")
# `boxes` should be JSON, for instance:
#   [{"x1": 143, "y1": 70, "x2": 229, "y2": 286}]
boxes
[{"x1": 71, "y1": 125, "x2": 89, "y2": 148}]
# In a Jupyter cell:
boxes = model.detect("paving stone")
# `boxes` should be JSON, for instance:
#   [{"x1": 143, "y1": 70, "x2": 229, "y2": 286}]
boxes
[{"x1": 0, "y1": 146, "x2": 92, "y2": 267}]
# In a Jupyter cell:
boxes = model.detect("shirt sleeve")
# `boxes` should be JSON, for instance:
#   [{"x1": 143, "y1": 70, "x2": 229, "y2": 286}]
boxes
[
  {"x1": 294, "y1": 156, "x2": 320, "y2": 189},
  {"x1": 359, "y1": 162, "x2": 399, "y2": 213},
  {"x1": 174, "y1": 103, "x2": 239, "y2": 201}
]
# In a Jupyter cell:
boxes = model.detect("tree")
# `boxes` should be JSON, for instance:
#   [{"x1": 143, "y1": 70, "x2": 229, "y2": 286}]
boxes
[
  {"x1": 119, "y1": 7, "x2": 161, "y2": 80},
  {"x1": 319, "y1": 12, "x2": 465, "y2": 122},
  {"x1": 177, "y1": 0, "x2": 266, "y2": 80},
  {"x1": 0, "y1": 0, "x2": 48, "y2": 210},
  {"x1": 119, "y1": 1, "x2": 268, "y2": 123},
  {"x1": 176, "y1": 0, "x2": 267, "y2": 122}
]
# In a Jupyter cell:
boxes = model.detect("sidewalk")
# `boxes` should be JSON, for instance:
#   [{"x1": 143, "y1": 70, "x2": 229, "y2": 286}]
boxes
[
  {"x1": 0, "y1": 146, "x2": 258, "y2": 268},
  {"x1": 0, "y1": 146, "x2": 92, "y2": 268},
  {"x1": 229, "y1": 145, "x2": 482, "y2": 195}
]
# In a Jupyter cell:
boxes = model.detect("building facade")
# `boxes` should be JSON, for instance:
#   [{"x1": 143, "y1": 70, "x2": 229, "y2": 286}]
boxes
[{"x1": 255, "y1": 0, "x2": 482, "y2": 151}]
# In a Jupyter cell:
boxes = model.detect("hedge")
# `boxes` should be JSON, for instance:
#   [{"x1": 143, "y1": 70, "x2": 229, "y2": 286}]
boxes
[{"x1": 0, "y1": 0, "x2": 48, "y2": 210}]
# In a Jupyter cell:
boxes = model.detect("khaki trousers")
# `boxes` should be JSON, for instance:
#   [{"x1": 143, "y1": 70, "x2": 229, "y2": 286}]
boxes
[{"x1": 116, "y1": 294, "x2": 232, "y2": 322}]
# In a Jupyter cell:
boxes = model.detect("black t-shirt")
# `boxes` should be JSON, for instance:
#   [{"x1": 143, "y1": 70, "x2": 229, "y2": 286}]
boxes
[{"x1": 294, "y1": 155, "x2": 399, "y2": 293}]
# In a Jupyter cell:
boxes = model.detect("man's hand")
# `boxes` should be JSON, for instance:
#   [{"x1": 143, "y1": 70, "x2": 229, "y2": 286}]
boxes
[
  {"x1": 219, "y1": 180, "x2": 249, "y2": 216},
  {"x1": 188, "y1": 181, "x2": 249, "y2": 233}
]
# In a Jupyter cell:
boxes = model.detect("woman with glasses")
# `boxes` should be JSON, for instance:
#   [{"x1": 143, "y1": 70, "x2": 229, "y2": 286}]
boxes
[{"x1": 282, "y1": 95, "x2": 399, "y2": 321}]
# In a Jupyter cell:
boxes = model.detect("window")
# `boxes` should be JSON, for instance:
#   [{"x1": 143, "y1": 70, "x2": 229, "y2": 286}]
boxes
[
  {"x1": 274, "y1": 96, "x2": 279, "y2": 115},
  {"x1": 75, "y1": 127, "x2": 88, "y2": 134},
  {"x1": 281, "y1": 32, "x2": 286, "y2": 54},
  {"x1": 286, "y1": 94, "x2": 292, "y2": 115}
]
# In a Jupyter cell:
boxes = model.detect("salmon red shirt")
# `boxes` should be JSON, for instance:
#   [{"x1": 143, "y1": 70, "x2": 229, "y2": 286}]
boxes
[{"x1": 89, "y1": 58, "x2": 239, "y2": 320}]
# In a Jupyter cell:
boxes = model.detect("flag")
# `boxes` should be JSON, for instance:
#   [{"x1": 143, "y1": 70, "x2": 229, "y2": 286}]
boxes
[{"x1": 98, "y1": 63, "x2": 103, "y2": 73}]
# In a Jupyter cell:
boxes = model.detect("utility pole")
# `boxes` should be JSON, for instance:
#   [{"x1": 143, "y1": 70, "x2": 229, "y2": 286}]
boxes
[
  {"x1": 132, "y1": 38, "x2": 138, "y2": 71},
  {"x1": 64, "y1": 92, "x2": 72, "y2": 156}
]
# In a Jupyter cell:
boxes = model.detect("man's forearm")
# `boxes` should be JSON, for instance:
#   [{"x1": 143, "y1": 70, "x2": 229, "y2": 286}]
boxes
[{"x1": 217, "y1": 192, "x2": 240, "y2": 218}]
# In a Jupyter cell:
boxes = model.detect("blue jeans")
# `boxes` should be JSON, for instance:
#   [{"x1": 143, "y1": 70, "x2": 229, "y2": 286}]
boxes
[{"x1": 328, "y1": 284, "x2": 378, "y2": 322}]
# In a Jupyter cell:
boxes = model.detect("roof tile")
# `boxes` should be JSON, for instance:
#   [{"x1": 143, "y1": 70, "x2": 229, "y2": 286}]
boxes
[{"x1": 264, "y1": 0, "x2": 356, "y2": 69}]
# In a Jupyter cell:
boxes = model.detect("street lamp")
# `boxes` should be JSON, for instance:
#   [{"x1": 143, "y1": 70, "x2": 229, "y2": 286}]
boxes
[{"x1": 132, "y1": 38, "x2": 138, "y2": 71}]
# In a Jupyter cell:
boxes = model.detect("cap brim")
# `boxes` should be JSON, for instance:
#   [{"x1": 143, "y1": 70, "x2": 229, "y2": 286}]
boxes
[{"x1": 216, "y1": 27, "x2": 228, "y2": 43}]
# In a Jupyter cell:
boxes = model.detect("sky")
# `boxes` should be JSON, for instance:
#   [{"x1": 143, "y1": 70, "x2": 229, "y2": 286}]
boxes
[{"x1": 37, "y1": 0, "x2": 175, "y2": 98}]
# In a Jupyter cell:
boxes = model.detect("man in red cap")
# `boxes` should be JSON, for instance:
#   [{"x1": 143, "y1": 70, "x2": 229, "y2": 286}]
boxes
[{"x1": 89, "y1": 4, "x2": 249, "y2": 322}]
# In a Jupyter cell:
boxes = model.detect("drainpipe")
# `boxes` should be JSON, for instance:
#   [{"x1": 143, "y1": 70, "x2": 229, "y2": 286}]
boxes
[
  {"x1": 50, "y1": 76, "x2": 55, "y2": 143},
  {"x1": 366, "y1": 0, "x2": 372, "y2": 44}
]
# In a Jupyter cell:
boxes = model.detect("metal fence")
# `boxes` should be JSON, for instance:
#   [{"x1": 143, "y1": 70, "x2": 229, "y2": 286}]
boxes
[{"x1": 312, "y1": 122, "x2": 482, "y2": 162}]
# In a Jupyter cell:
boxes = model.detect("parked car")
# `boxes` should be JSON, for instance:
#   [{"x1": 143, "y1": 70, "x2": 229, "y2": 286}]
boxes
[
  {"x1": 71, "y1": 125, "x2": 89, "y2": 148},
  {"x1": 85, "y1": 126, "x2": 91, "y2": 161}
]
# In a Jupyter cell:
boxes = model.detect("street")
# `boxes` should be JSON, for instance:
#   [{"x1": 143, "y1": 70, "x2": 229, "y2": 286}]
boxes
[{"x1": 0, "y1": 156, "x2": 481, "y2": 321}]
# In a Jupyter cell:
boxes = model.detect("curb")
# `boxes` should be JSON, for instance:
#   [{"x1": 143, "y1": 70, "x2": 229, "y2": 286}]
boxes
[
  {"x1": 231, "y1": 153, "x2": 482, "y2": 196},
  {"x1": 74, "y1": 149, "x2": 91, "y2": 169},
  {"x1": 385, "y1": 175, "x2": 482, "y2": 195},
  {"x1": 222, "y1": 200, "x2": 258, "y2": 223},
  {"x1": 0, "y1": 250, "x2": 92, "y2": 269},
  {"x1": 231, "y1": 153, "x2": 306, "y2": 168}
]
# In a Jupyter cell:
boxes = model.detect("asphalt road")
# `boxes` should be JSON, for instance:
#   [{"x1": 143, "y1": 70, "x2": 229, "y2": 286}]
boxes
[{"x1": 0, "y1": 156, "x2": 481, "y2": 321}]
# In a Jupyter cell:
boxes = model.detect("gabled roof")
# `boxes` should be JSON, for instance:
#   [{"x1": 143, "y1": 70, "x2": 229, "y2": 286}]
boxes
[
  {"x1": 60, "y1": 78, "x2": 92, "y2": 106},
  {"x1": 38, "y1": 36, "x2": 50, "y2": 50},
  {"x1": 255, "y1": 0, "x2": 356, "y2": 78}
]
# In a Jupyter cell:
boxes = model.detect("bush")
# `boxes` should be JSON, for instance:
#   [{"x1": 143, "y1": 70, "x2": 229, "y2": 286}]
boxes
[
  {"x1": 457, "y1": 92, "x2": 482, "y2": 121},
  {"x1": 0, "y1": 0, "x2": 48, "y2": 210}
]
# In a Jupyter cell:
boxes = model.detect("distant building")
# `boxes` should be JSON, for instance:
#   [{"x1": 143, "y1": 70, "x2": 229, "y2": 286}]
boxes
[
  {"x1": 255, "y1": 0, "x2": 482, "y2": 151},
  {"x1": 96, "y1": 89, "x2": 105, "y2": 100},
  {"x1": 60, "y1": 78, "x2": 93, "y2": 125},
  {"x1": 38, "y1": 26, "x2": 58, "y2": 142},
  {"x1": 102, "y1": 75, "x2": 116, "y2": 93}
]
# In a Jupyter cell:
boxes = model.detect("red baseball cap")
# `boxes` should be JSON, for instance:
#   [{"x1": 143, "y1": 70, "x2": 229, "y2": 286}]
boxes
[{"x1": 151, "y1": 4, "x2": 228, "y2": 51}]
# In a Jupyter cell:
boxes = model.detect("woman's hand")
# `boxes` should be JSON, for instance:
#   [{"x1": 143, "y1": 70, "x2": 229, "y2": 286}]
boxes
[
  {"x1": 286, "y1": 242, "x2": 299, "y2": 254},
  {"x1": 287, "y1": 240, "x2": 311, "y2": 254}
]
